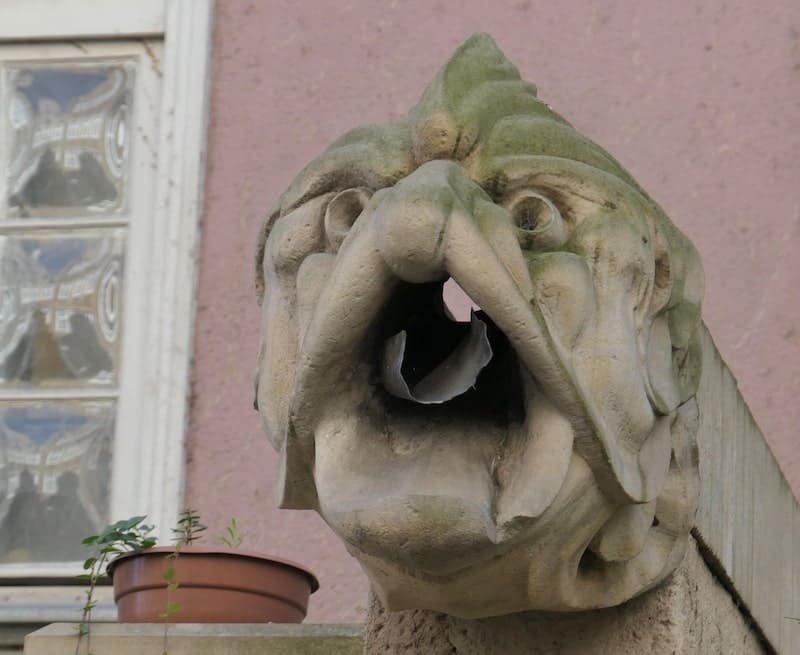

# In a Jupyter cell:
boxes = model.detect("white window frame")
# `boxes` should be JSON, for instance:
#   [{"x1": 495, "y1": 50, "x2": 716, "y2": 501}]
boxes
[{"x1": 0, "y1": 0, "x2": 213, "y2": 621}]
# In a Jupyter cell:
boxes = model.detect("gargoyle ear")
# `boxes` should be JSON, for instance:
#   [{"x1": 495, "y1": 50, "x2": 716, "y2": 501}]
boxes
[{"x1": 645, "y1": 222, "x2": 704, "y2": 413}]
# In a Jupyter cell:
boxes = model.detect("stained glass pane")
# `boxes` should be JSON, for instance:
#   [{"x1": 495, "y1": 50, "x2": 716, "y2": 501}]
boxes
[
  {"x1": 0, "y1": 230, "x2": 124, "y2": 386},
  {"x1": 6, "y1": 62, "x2": 134, "y2": 217},
  {"x1": 0, "y1": 400, "x2": 113, "y2": 563}
]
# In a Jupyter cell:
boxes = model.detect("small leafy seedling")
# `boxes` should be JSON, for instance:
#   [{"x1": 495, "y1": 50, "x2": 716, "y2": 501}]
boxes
[
  {"x1": 171, "y1": 508, "x2": 207, "y2": 546},
  {"x1": 220, "y1": 516, "x2": 244, "y2": 548},
  {"x1": 160, "y1": 508, "x2": 208, "y2": 618},
  {"x1": 159, "y1": 508, "x2": 208, "y2": 654},
  {"x1": 77, "y1": 516, "x2": 156, "y2": 655}
]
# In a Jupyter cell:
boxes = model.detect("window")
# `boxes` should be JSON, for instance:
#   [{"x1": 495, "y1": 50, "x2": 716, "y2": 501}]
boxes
[{"x1": 0, "y1": 0, "x2": 212, "y2": 634}]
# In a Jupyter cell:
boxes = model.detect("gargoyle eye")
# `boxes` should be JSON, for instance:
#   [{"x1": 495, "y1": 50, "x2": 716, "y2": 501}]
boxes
[
  {"x1": 324, "y1": 187, "x2": 371, "y2": 251},
  {"x1": 504, "y1": 190, "x2": 567, "y2": 250}
]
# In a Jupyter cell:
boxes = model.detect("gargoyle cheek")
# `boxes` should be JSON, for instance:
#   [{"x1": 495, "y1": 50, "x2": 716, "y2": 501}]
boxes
[
  {"x1": 572, "y1": 291, "x2": 657, "y2": 450},
  {"x1": 256, "y1": 274, "x2": 298, "y2": 448},
  {"x1": 525, "y1": 252, "x2": 596, "y2": 352},
  {"x1": 257, "y1": 196, "x2": 330, "y2": 448},
  {"x1": 571, "y1": 218, "x2": 657, "y2": 448},
  {"x1": 567, "y1": 217, "x2": 672, "y2": 504}
]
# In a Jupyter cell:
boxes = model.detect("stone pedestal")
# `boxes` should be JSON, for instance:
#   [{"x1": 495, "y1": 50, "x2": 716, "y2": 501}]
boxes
[{"x1": 363, "y1": 536, "x2": 765, "y2": 655}]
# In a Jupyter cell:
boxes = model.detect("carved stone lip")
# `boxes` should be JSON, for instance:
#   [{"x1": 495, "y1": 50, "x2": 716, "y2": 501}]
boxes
[{"x1": 288, "y1": 257, "x2": 535, "y2": 440}]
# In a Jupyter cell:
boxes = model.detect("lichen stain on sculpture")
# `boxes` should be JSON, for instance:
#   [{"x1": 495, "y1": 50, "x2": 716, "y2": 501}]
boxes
[{"x1": 254, "y1": 33, "x2": 704, "y2": 617}]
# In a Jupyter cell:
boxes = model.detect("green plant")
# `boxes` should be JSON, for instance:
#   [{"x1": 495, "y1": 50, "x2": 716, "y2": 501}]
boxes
[
  {"x1": 171, "y1": 508, "x2": 207, "y2": 546},
  {"x1": 79, "y1": 510, "x2": 245, "y2": 654},
  {"x1": 77, "y1": 516, "x2": 156, "y2": 655},
  {"x1": 159, "y1": 508, "x2": 207, "y2": 654},
  {"x1": 161, "y1": 509, "x2": 208, "y2": 620},
  {"x1": 220, "y1": 516, "x2": 244, "y2": 548}
]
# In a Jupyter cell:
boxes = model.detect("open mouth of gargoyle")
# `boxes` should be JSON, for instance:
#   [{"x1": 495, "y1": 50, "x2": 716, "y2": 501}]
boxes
[
  {"x1": 372, "y1": 279, "x2": 526, "y2": 427},
  {"x1": 296, "y1": 263, "x2": 583, "y2": 575}
]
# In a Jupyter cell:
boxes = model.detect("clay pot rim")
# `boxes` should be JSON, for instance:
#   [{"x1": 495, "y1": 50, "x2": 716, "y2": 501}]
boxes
[{"x1": 107, "y1": 546, "x2": 319, "y2": 592}]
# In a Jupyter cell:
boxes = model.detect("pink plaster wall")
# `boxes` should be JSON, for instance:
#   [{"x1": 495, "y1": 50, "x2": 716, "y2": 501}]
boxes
[{"x1": 186, "y1": 0, "x2": 800, "y2": 622}]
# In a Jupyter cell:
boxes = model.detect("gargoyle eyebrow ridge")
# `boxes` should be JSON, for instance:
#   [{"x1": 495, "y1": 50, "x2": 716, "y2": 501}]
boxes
[{"x1": 279, "y1": 122, "x2": 415, "y2": 217}]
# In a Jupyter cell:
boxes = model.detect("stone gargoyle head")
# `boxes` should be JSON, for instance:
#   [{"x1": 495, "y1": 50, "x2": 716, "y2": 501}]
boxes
[{"x1": 255, "y1": 34, "x2": 703, "y2": 617}]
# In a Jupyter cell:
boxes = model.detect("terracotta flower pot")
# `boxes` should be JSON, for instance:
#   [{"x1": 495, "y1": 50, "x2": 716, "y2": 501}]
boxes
[{"x1": 107, "y1": 546, "x2": 318, "y2": 623}]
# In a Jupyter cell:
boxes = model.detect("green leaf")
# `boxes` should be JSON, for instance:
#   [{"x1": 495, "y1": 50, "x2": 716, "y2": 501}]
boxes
[
  {"x1": 163, "y1": 567, "x2": 175, "y2": 581},
  {"x1": 167, "y1": 582, "x2": 179, "y2": 592},
  {"x1": 117, "y1": 515, "x2": 147, "y2": 531},
  {"x1": 220, "y1": 516, "x2": 244, "y2": 548},
  {"x1": 165, "y1": 601, "x2": 181, "y2": 615}
]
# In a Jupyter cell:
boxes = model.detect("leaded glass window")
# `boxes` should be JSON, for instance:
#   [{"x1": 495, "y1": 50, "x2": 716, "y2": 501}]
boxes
[{"x1": 0, "y1": 59, "x2": 134, "y2": 569}]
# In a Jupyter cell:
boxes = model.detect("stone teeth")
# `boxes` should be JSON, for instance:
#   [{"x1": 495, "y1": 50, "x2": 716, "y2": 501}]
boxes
[{"x1": 381, "y1": 312, "x2": 493, "y2": 404}]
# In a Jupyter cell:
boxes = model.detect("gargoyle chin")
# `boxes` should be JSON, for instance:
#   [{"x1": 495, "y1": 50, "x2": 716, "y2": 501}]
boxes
[{"x1": 255, "y1": 33, "x2": 703, "y2": 617}]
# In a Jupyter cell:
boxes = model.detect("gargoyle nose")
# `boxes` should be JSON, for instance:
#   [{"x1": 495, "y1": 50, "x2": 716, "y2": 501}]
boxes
[{"x1": 373, "y1": 160, "x2": 481, "y2": 283}]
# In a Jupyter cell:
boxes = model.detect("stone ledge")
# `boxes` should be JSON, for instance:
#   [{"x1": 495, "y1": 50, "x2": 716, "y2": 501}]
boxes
[
  {"x1": 694, "y1": 327, "x2": 800, "y2": 653},
  {"x1": 24, "y1": 623, "x2": 364, "y2": 655}
]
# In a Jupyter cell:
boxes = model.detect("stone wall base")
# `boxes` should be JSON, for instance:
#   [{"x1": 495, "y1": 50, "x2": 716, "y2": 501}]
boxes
[
  {"x1": 24, "y1": 623, "x2": 363, "y2": 655},
  {"x1": 364, "y1": 536, "x2": 767, "y2": 654}
]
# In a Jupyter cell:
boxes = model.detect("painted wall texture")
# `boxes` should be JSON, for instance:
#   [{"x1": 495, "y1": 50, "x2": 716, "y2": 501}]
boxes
[{"x1": 186, "y1": 0, "x2": 800, "y2": 623}]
